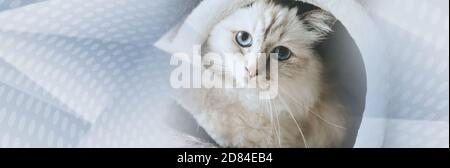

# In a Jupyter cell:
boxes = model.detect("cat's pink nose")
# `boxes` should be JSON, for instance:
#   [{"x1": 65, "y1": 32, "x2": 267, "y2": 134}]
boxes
[{"x1": 245, "y1": 67, "x2": 258, "y2": 78}]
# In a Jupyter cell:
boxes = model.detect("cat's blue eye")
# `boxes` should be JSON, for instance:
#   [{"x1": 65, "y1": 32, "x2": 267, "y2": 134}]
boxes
[
  {"x1": 235, "y1": 31, "x2": 252, "y2": 48},
  {"x1": 271, "y1": 46, "x2": 292, "y2": 61}
]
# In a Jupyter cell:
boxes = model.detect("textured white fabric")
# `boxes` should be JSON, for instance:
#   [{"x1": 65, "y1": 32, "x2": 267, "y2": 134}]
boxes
[{"x1": 0, "y1": 0, "x2": 447, "y2": 148}]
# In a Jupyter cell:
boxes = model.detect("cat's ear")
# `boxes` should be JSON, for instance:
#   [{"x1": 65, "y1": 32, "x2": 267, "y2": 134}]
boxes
[{"x1": 301, "y1": 9, "x2": 336, "y2": 36}]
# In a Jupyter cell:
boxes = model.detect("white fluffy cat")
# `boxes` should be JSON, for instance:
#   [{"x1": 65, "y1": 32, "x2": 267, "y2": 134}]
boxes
[{"x1": 174, "y1": 0, "x2": 347, "y2": 148}]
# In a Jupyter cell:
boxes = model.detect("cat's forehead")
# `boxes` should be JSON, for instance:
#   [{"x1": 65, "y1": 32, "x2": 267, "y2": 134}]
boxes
[
  {"x1": 221, "y1": 3, "x2": 308, "y2": 51},
  {"x1": 227, "y1": 2, "x2": 302, "y2": 33}
]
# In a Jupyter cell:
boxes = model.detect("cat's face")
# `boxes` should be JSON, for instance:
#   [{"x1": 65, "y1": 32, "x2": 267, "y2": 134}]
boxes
[{"x1": 205, "y1": 1, "x2": 335, "y2": 110}]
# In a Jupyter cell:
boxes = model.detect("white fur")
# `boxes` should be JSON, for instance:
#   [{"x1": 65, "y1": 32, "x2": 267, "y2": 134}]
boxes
[{"x1": 175, "y1": 0, "x2": 346, "y2": 148}]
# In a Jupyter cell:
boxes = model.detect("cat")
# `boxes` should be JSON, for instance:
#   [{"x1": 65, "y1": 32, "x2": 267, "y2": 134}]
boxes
[{"x1": 174, "y1": 0, "x2": 347, "y2": 148}]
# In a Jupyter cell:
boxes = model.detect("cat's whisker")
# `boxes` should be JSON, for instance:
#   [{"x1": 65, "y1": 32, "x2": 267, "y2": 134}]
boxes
[
  {"x1": 263, "y1": 101, "x2": 277, "y2": 146},
  {"x1": 269, "y1": 102, "x2": 281, "y2": 147},
  {"x1": 269, "y1": 99, "x2": 282, "y2": 148},
  {"x1": 279, "y1": 87, "x2": 346, "y2": 130},
  {"x1": 310, "y1": 111, "x2": 346, "y2": 130},
  {"x1": 277, "y1": 96, "x2": 309, "y2": 148}
]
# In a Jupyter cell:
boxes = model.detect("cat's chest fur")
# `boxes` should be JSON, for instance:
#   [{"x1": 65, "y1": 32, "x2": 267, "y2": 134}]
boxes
[{"x1": 174, "y1": 87, "x2": 307, "y2": 148}]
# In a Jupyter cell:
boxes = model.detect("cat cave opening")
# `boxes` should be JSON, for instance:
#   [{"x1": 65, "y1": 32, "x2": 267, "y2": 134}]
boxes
[
  {"x1": 157, "y1": 0, "x2": 372, "y2": 148},
  {"x1": 317, "y1": 20, "x2": 367, "y2": 147},
  {"x1": 280, "y1": 0, "x2": 368, "y2": 147}
]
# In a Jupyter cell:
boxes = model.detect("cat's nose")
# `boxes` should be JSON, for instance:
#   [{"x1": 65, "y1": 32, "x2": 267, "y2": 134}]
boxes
[{"x1": 245, "y1": 67, "x2": 258, "y2": 78}]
